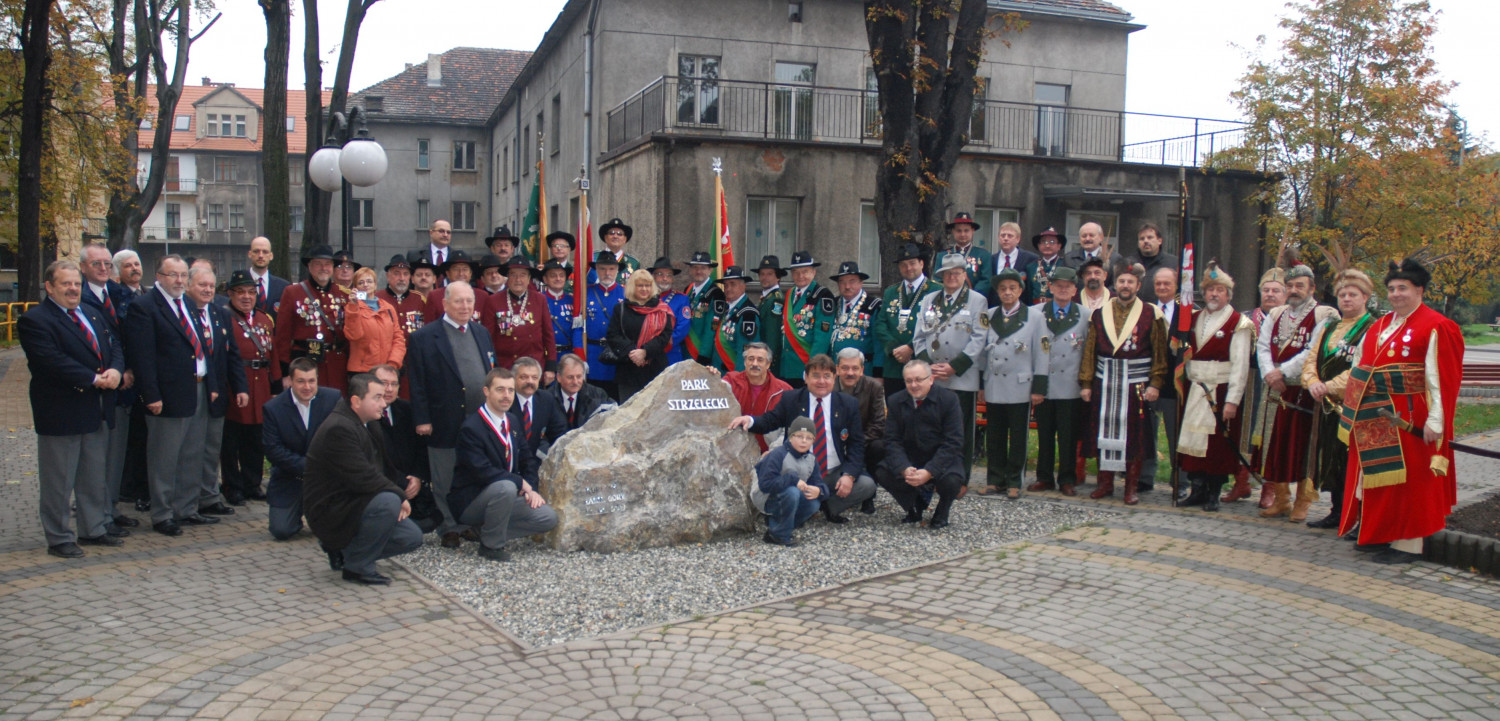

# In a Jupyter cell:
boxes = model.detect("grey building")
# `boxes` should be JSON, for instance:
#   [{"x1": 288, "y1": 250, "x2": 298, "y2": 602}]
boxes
[
  {"x1": 345, "y1": 47, "x2": 532, "y2": 267},
  {"x1": 487, "y1": 0, "x2": 1270, "y2": 307}
]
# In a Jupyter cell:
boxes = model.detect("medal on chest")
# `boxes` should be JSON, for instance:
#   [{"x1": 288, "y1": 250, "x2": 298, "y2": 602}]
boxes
[{"x1": 496, "y1": 295, "x2": 534, "y2": 336}]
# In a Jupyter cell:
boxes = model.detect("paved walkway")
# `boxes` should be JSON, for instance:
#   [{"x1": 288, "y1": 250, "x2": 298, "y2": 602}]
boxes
[{"x1": 3, "y1": 345, "x2": 1500, "y2": 721}]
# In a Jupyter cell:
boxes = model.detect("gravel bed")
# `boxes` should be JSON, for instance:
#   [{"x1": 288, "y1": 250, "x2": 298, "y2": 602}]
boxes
[{"x1": 401, "y1": 495, "x2": 1113, "y2": 647}]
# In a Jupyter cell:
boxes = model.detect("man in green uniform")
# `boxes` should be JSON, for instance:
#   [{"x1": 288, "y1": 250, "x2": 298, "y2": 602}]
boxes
[
  {"x1": 775, "y1": 251, "x2": 836, "y2": 389},
  {"x1": 874, "y1": 243, "x2": 941, "y2": 397},
  {"x1": 934, "y1": 212, "x2": 991, "y2": 295},
  {"x1": 682, "y1": 251, "x2": 724, "y2": 365},
  {"x1": 710, "y1": 266, "x2": 761, "y2": 372},
  {"x1": 756, "y1": 255, "x2": 786, "y2": 372}
]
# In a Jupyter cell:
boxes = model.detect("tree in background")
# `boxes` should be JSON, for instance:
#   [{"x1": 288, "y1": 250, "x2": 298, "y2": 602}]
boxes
[
  {"x1": 863, "y1": 0, "x2": 1022, "y2": 280},
  {"x1": 261, "y1": 0, "x2": 291, "y2": 278}
]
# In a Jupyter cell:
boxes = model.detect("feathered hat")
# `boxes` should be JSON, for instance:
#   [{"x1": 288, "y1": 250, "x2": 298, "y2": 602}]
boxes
[
  {"x1": 1384, "y1": 257, "x2": 1430, "y2": 288},
  {"x1": 1200, "y1": 260, "x2": 1235, "y2": 291}
]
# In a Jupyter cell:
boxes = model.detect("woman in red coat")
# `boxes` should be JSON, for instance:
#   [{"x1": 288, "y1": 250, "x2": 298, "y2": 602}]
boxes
[{"x1": 222, "y1": 270, "x2": 282, "y2": 504}]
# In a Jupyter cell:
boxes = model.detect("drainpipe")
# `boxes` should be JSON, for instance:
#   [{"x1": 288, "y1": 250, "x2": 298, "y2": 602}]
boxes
[
  {"x1": 584, "y1": 0, "x2": 602, "y2": 186},
  {"x1": 514, "y1": 97, "x2": 523, "y2": 227}
]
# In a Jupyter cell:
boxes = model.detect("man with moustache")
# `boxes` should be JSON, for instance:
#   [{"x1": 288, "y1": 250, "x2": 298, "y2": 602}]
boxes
[
  {"x1": 275, "y1": 245, "x2": 352, "y2": 390},
  {"x1": 1176, "y1": 263, "x2": 1254, "y2": 511},
  {"x1": 708, "y1": 266, "x2": 761, "y2": 373},
  {"x1": 1024, "y1": 228, "x2": 1067, "y2": 305},
  {"x1": 682, "y1": 252, "x2": 725, "y2": 366},
  {"x1": 1078, "y1": 256, "x2": 1112, "y2": 313},
  {"x1": 509, "y1": 357, "x2": 567, "y2": 456},
  {"x1": 1256, "y1": 265, "x2": 1337, "y2": 520},
  {"x1": 1227, "y1": 267, "x2": 1289, "y2": 507},
  {"x1": 1135, "y1": 223, "x2": 1179, "y2": 281},
  {"x1": 481, "y1": 257, "x2": 555, "y2": 377},
  {"x1": 1061, "y1": 222, "x2": 1123, "y2": 274},
  {"x1": 220, "y1": 270, "x2": 280, "y2": 505},
  {"x1": 978, "y1": 268, "x2": 1049, "y2": 499},
  {"x1": 827, "y1": 261, "x2": 882, "y2": 374},
  {"x1": 722, "y1": 342, "x2": 793, "y2": 452},
  {"x1": 874, "y1": 244, "x2": 941, "y2": 397},
  {"x1": 112, "y1": 248, "x2": 153, "y2": 514}
]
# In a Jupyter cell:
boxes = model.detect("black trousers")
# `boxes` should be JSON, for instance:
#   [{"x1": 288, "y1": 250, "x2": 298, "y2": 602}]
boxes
[
  {"x1": 865, "y1": 439, "x2": 886, "y2": 475},
  {"x1": 220, "y1": 420, "x2": 265, "y2": 501},
  {"x1": 1035, "y1": 397, "x2": 1082, "y2": 487},
  {"x1": 876, "y1": 466, "x2": 964, "y2": 520},
  {"x1": 984, "y1": 402, "x2": 1031, "y2": 489},
  {"x1": 954, "y1": 390, "x2": 975, "y2": 485},
  {"x1": 120, "y1": 402, "x2": 150, "y2": 502}
]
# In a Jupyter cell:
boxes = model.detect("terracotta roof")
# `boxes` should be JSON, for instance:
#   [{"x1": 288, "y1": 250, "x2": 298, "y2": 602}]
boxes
[
  {"x1": 351, "y1": 47, "x2": 532, "y2": 126},
  {"x1": 990, "y1": 0, "x2": 1134, "y2": 22},
  {"x1": 136, "y1": 84, "x2": 332, "y2": 155}
]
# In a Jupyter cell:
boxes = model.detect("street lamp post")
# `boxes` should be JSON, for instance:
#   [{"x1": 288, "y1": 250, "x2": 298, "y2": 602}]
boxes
[{"x1": 308, "y1": 105, "x2": 388, "y2": 254}]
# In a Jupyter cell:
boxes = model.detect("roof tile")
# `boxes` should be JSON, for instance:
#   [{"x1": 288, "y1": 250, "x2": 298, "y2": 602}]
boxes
[
  {"x1": 351, "y1": 47, "x2": 532, "y2": 125},
  {"x1": 137, "y1": 84, "x2": 331, "y2": 155}
]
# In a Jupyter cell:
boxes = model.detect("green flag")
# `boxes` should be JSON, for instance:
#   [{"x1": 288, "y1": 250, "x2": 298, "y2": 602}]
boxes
[{"x1": 520, "y1": 163, "x2": 546, "y2": 262}]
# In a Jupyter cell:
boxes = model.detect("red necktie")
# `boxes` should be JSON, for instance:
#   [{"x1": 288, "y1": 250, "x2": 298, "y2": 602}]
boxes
[
  {"x1": 523, "y1": 400, "x2": 533, "y2": 437},
  {"x1": 1004, "y1": 255, "x2": 1012, "y2": 269},
  {"x1": 102, "y1": 293, "x2": 116, "y2": 323},
  {"x1": 813, "y1": 398, "x2": 828, "y2": 477},
  {"x1": 436, "y1": 248, "x2": 445, "y2": 266},
  {"x1": 257, "y1": 278, "x2": 267, "y2": 308},
  {"x1": 69, "y1": 308, "x2": 100, "y2": 361},
  {"x1": 175, "y1": 298, "x2": 203, "y2": 360},
  {"x1": 566, "y1": 396, "x2": 576, "y2": 426},
  {"x1": 201, "y1": 310, "x2": 214, "y2": 355}
]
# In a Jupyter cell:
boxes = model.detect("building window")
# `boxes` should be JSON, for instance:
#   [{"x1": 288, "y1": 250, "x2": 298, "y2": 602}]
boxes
[
  {"x1": 235, "y1": 115, "x2": 247, "y2": 137},
  {"x1": 969, "y1": 77, "x2": 989, "y2": 145},
  {"x1": 452, "y1": 201, "x2": 476, "y2": 231},
  {"x1": 1165, "y1": 216, "x2": 1207, "y2": 255},
  {"x1": 417, "y1": 200, "x2": 429, "y2": 229},
  {"x1": 417, "y1": 139, "x2": 429, "y2": 170},
  {"x1": 677, "y1": 55, "x2": 720, "y2": 126},
  {"x1": 856, "y1": 203, "x2": 883, "y2": 285},
  {"x1": 974, "y1": 207, "x2": 1021, "y2": 254},
  {"x1": 773, "y1": 62, "x2": 815, "y2": 140},
  {"x1": 551, "y1": 95, "x2": 562, "y2": 154},
  {"x1": 501, "y1": 146, "x2": 509, "y2": 188},
  {"x1": 140, "y1": 118, "x2": 152, "y2": 130},
  {"x1": 788, "y1": 1, "x2": 803, "y2": 22},
  {"x1": 205, "y1": 114, "x2": 217, "y2": 136},
  {"x1": 454, "y1": 140, "x2": 476, "y2": 171},
  {"x1": 288, "y1": 162, "x2": 304, "y2": 185},
  {"x1": 863, "y1": 67, "x2": 881, "y2": 138},
  {"x1": 522, "y1": 125, "x2": 530, "y2": 172},
  {"x1": 208, "y1": 204, "x2": 224, "y2": 230},
  {"x1": 290, "y1": 205, "x2": 304, "y2": 233},
  {"x1": 351, "y1": 199, "x2": 375, "y2": 229},
  {"x1": 219, "y1": 115, "x2": 233, "y2": 137},
  {"x1": 229, "y1": 204, "x2": 245, "y2": 230},
  {"x1": 165, "y1": 203, "x2": 181, "y2": 239},
  {"x1": 215, "y1": 157, "x2": 236, "y2": 183},
  {"x1": 286, "y1": 116, "x2": 295, "y2": 132},
  {"x1": 174, "y1": 115, "x2": 190, "y2": 131},
  {"x1": 746, "y1": 197, "x2": 799, "y2": 268},
  {"x1": 1035, "y1": 83, "x2": 1069, "y2": 157}
]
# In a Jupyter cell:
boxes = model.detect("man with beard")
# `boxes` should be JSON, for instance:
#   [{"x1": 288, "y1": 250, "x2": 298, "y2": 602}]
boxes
[
  {"x1": 755, "y1": 255, "x2": 787, "y2": 372},
  {"x1": 874, "y1": 244, "x2": 940, "y2": 396},
  {"x1": 1256, "y1": 265, "x2": 1338, "y2": 520},
  {"x1": 1078, "y1": 256, "x2": 1112, "y2": 313},
  {"x1": 1175, "y1": 263, "x2": 1253, "y2": 511},
  {"x1": 710, "y1": 266, "x2": 761, "y2": 373},
  {"x1": 912, "y1": 255, "x2": 988, "y2": 485},
  {"x1": 1079, "y1": 261, "x2": 1168, "y2": 506},
  {"x1": 1302, "y1": 269, "x2": 1376, "y2": 529},
  {"x1": 1135, "y1": 223, "x2": 1179, "y2": 280},
  {"x1": 1226, "y1": 268, "x2": 1288, "y2": 507},
  {"x1": 275, "y1": 245, "x2": 353, "y2": 390},
  {"x1": 648, "y1": 257, "x2": 693, "y2": 365}
]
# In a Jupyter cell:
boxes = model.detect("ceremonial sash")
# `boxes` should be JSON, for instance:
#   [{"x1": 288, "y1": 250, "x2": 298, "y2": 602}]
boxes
[
  {"x1": 781, "y1": 289, "x2": 812, "y2": 364},
  {"x1": 1339, "y1": 362, "x2": 1426, "y2": 488},
  {"x1": 478, "y1": 406, "x2": 514, "y2": 472}
]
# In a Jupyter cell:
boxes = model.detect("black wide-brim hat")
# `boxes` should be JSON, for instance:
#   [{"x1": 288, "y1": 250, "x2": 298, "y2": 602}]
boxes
[
  {"x1": 646, "y1": 256, "x2": 681, "y2": 275},
  {"x1": 478, "y1": 253, "x2": 505, "y2": 271},
  {"x1": 946, "y1": 212, "x2": 981, "y2": 230},
  {"x1": 1031, "y1": 227, "x2": 1068, "y2": 251},
  {"x1": 331, "y1": 249, "x2": 362, "y2": 270},
  {"x1": 540, "y1": 259, "x2": 571, "y2": 276},
  {"x1": 715, "y1": 265, "x2": 753, "y2": 284},
  {"x1": 546, "y1": 231, "x2": 577, "y2": 250},
  {"x1": 590, "y1": 250, "x2": 621, "y2": 269},
  {"x1": 302, "y1": 244, "x2": 336, "y2": 266},
  {"x1": 405, "y1": 249, "x2": 436, "y2": 272},
  {"x1": 755, "y1": 255, "x2": 787, "y2": 278},
  {"x1": 686, "y1": 251, "x2": 715, "y2": 266},
  {"x1": 439, "y1": 249, "x2": 478, "y2": 275},
  {"x1": 501, "y1": 256, "x2": 540, "y2": 278},
  {"x1": 895, "y1": 243, "x2": 927, "y2": 264},
  {"x1": 384, "y1": 254, "x2": 412, "y2": 272},
  {"x1": 786, "y1": 251, "x2": 819, "y2": 269},
  {"x1": 226, "y1": 269, "x2": 257, "y2": 290},
  {"x1": 828, "y1": 261, "x2": 869, "y2": 281},
  {"x1": 485, "y1": 226, "x2": 520, "y2": 244},
  {"x1": 598, "y1": 218, "x2": 632, "y2": 241}
]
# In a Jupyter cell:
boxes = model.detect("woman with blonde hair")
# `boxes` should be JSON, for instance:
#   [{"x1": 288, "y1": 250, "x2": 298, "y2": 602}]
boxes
[
  {"x1": 1300, "y1": 268, "x2": 1375, "y2": 528},
  {"x1": 344, "y1": 266, "x2": 407, "y2": 376},
  {"x1": 605, "y1": 269, "x2": 676, "y2": 401}
]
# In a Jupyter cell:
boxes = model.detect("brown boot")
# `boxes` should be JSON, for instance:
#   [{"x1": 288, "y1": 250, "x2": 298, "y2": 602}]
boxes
[
  {"x1": 1258, "y1": 482, "x2": 1292, "y2": 518},
  {"x1": 1026, "y1": 480, "x2": 1055, "y2": 492},
  {"x1": 1123, "y1": 461, "x2": 1142, "y2": 505},
  {"x1": 1089, "y1": 472, "x2": 1115, "y2": 499},
  {"x1": 1289, "y1": 479, "x2": 1316, "y2": 522},
  {"x1": 1076, "y1": 455, "x2": 1090, "y2": 485},
  {"x1": 1257, "y1": 481, "x2": 1276, "y2": 509},
  {"x1": 1222, "y1": 471, "x2": 1253, "y2": 503},
  {"x1": 1059, "y1": 484, "x2": 1077, "y2": 496}
]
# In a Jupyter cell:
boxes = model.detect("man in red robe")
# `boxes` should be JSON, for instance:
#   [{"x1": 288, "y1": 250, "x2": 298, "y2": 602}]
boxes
[
  {"x1": 1339, "y1": 258, "x2": 1463, "y2": 564},
  {"x1": 1176, "y1": 262, "x2": 1254, "y2": 511},
  {"x1": 480, "y1": 257, "x2": 556, "y2": 376}
]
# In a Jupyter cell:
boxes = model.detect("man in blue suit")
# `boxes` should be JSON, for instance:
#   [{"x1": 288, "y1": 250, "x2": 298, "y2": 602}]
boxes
[
  {"x1": 246, "y1": 236, "x2": 290, "y2": 316},
  {"x1": 451, "y1": 367, "x2": 557, "y2": 561},
  {"x1": 19, "y1": 260, "x2": 126, "y2": 557},
  {"x1": 510, "y1": 357, "x2": 568, "y2": 456},
  {"x1": 78, "y1": 243, "x2": 140, "y2": 530},
  {"x1": 262, "y1": 358, "x2": 342, "y2": 540},
  {"x1": 406, "y1": 281, "x2": 494, "y2": 548},
  {"x1": 123, "y1": 254, "x2": 224, "y2": 536},
  {"x1": 730, "y1": 353, "x2": 877, "y2": 523},
  {"x1": 188, "y1": 266, "x2": 249, "y2": 517},
  {"x1": 582, "y1": 252, "x2": 625, "y2": 400}
]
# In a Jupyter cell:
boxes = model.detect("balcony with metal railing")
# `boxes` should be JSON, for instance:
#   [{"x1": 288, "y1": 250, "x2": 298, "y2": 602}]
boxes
[{"x1": 605, "y1": 76, "x2": 1249, "y2": 168}]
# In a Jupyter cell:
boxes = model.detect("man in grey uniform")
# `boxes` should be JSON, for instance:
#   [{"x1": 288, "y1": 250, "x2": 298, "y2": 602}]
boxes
[
  {"x1": 978, "y1": 268, "x2": 1049, "y2": 498},
  {"x1": 1028, "y1": 267, "x2": 1091, "y2": 496},
  {"x1": 912, "y1": 254, "x2": 988, "y2": 486}
]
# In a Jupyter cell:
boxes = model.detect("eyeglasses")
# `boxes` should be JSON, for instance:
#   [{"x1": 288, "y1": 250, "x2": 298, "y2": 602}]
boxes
[
  {"x1": 904, "y1": 375, "x2": 933, "y2": 384},
  {"x1": 84, "y1": 260, "x2": 111, "y2": 268},
  {"x1": 157, "y1": 271, "x2": 187, "y2": 280}
]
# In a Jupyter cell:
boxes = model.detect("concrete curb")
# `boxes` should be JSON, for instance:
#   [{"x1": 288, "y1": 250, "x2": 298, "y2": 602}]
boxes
[{"x1": 1424, "y1": 529, "x2": 1500, "y2": 578}]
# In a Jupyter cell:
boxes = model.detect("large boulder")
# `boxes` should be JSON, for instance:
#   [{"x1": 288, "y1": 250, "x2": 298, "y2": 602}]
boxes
[{"x1": 539, "y1": 361, "x2": 760, "y2": 552}]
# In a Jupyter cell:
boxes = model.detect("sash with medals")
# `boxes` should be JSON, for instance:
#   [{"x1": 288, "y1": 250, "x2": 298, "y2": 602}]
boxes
[
  {"x1": 714, "y1": 296, "x2": 743, "y2": 370},
  {"x1": 781, "y1": 285, "x2": 815, "y2": 364},
  {"x1": 233, "y1": 309, "x2": 272, "y2": 361}
]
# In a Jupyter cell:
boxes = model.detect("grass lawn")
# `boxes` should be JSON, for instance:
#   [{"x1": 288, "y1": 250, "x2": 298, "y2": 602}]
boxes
[
  {"x1": 1455, "y1": 401, "x2": 1500, "y2": 437},
  {"x1": 1461, "y1": 324, "x2": 1500, "y2": 347}
]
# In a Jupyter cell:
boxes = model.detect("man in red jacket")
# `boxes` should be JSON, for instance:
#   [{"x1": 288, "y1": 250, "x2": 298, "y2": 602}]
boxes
[
  {"x1": 222, "y1": 270, "x2": 281, "y2": 504},
  {"x1": 481, "y1": 257, "x2": 556, "y2": 378},
  {"x1": 722, "y1": 342, "x2": 792, "y2": 452}
]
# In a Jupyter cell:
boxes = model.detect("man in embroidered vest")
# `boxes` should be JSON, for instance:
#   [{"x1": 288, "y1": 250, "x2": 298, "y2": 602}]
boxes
[
  {"x1": 1256, "y1": 264, "x2": 1338, "y2": 520},
  {"x1": 1079, "y1": 261, "x2": 1168, "y2": 505},
  {"x1": 1302, "y1": 269, "x2": 1376, "y2": 529},
  {"x1": 874, "y1": 243, "x2": 941, "y2": 397},
  {"x1": 775, "y1": 251, "x2": 836, "y2": 388},
  {"x1": 912, "y1": 254, "x2": 988, "y2": 486},
  {"x1": 1338, "y1": 258, "x2": 1463, "y2": 564},
  {"x1": 1028, "y1": 267, "x2": 1091, "y2": 496},
  {"x1": 1176, "y1": 262, "x2": 1254, "y2": 511}
]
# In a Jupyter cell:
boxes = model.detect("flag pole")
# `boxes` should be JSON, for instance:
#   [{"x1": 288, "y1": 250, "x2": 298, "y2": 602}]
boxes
[{"x1": 575, "y1": 164, "x2": 590, "y2": 358}]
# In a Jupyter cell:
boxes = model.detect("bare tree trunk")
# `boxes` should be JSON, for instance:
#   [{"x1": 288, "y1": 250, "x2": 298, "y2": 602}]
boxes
[
  {"x1": 261, "y1": 0, "x2": 292, "y2": 278},
  {"x1": 17, "y1": 0, "x2": 53, "y2": 301},
  {"x1": 301, "y1": 0, "x2": 324, "y2": 260},
  {"x1": 305, "y1": 0, "x2": 382, "y2": 258}
]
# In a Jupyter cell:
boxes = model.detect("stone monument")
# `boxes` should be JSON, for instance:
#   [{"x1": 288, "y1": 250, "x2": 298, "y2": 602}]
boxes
[{"x1": 539, "y1": 360, "x2": 760, "y2": 552}]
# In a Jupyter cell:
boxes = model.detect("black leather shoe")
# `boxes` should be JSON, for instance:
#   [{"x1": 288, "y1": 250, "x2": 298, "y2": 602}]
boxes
[
  {"x1": 79, "y1": 534, "x2": 124, "y2": 547},
  {"x1": 180, "y1": 514, "x2": 220, "y2": 526},
  {"x1": 222, "y1": 494, "x2": 247, "y2": 507},
  {"x1": 47, "y1": 542, "x2": 85, "y2": 558},
  {"x1": 901, "y1": 509, "x2": 923, "y2": 524},
  {"x1": 1138, "y1": 481, "x2": 1155, "y2": 492},
  {"x1": 1355, "y1": 542, "x2": 1390, "y2": 554},
  {"x1": 859, "y1": 498, "x2": 876, "y2": 515},
  {"x1": 928, "y1": 515, "x2": 950, "y2": 530},
  {"x1": 1370, "y1": 548, "x2": 1422, "y2": 565},
  {"x1": 199, "y1": 503, "x2": 236, "y2": 516},
  {"x1": 342, "y1": 569, "x2": 392, "y2": 585},
  {"x1": 761, "y1": 532, "x2": 797, "y2": 547},
  {"x1": 478, "y1": 545, "x2": 512, "y2": 561},
  {"x1": 113, "y1": 515, "x2": 140, "y2": 528},
  {"x1": 134, "y1": 499, "x2": 151, "y2": 512},
  {"x1": 104, "y1": 523, "x2": 130, "y2": 538},
  {"x1": 245, "y1": 489, "x2": 268, "y2": 501},
  {"x1": 153, "y1": 520, "x2": 183, "y2": 536},
  {"x1": 326, "y1": 550, "x2": 344, "y2": 571},
  {"x1": 1307, "y1": 513, "x2": 1340, "y2": 529},
  {"x1": 823, "y1": 506, "x2": 849, "y2": 525}
]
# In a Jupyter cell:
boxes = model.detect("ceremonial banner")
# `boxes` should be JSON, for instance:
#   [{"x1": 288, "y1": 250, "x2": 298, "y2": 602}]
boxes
[
  {"x1": 521, "y1": 158, "x2": 548, "y2": 262},
  {"x1": 713, "y1": 159, "x2": 736, "y2": 278}
]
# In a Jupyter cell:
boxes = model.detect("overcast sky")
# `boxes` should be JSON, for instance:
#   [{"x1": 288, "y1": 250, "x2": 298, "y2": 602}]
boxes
[{"x1": 184, "y1": 0, "x2": 1496, "y2": 147}]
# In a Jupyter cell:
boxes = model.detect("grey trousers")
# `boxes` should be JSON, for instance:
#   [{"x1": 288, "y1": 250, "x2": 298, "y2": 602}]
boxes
[
  {"x1": 105, "y1": 405, "x2": 131, "y2": 513},
  {"x1": 342, "y1": 491, "x2": 424, "y2": 575},
  {"x1": 37, "y1": 428, "x2": 111, "y2": 545},
  {"x1": 427, "y1": 446, "x2": 461, "y2": 534},
  {"x1": 1142, "y1": 396, "x2": 1180, "y2": 488},
  {"x1": 198, "y1": 415, "x2": 225, "y2": 507},
  {"x1": 144, "y1": 384, "x2": 208, "y2": 524},
  {"x1": 269, "y1": 501, "x2": 304, "y2": 540},
  {"x1": 457, "y1": 480, "x2": 559, "y2": 549},
  {"x1": 821, "y1": 470, "x2": 877, "y2": 518}
]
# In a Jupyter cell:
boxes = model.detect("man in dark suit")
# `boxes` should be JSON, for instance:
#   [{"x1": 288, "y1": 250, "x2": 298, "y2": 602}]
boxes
[
  {"x1": 371, "y1": 364, "x2": 437, "y2": 533},
  {"x1": 452, "y1": 368, "x2": 558, "y2": 561},
  {"x1": 188, "y1": 266, "x2": 248, "y2": 517},
  {"x1": 111, "y1": 249, "x2": 154, "y2": 513},
  {"x1": 510, "y1": 357, "x2": 567, "y2": 456},
  {"x1": 730, "y1": 353, "x2": 876, "y2": 522},
  {"x1": 247, "y1": 236, "x2": 290, "y2": 316},
  {"x1": 263, "y1": 358, "x2": 341, "y2": 540},
  {"x1": 78, "y1": 243, "x2": 140, "y2": 529},
  {"x1": 989, "y1": 221, "x2": 1040, "y2": 305},
  {"x1": 1060, "y1": 221, "x2": 1123, "y2": 274},
  {"x1": 304, "y1": 373, "x2": 423, "y2": 585},
  {"x1": 879, "y1": 359, "x2": 966, "y2": 529},
  {"x1": 20, "y1": 260, "x2": 126, "y2": 557},
  {"x1": 1142, "y1": 265, "x2": 1185, "y2": 495},
  {"x1": 406, "y1": 281, "x2": 494, "y2": 548},
  {"x1": 550, "y1": 353, "x2": 612, "y2": 431},
  {"x1": 123, "y1": 254, "x2": 223, "y2": 536}
]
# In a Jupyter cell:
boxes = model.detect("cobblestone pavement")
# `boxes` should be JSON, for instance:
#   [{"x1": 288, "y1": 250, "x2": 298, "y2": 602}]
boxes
[{"x1": 4, "y1": 344, "x2": 1500, "y2": 720}]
